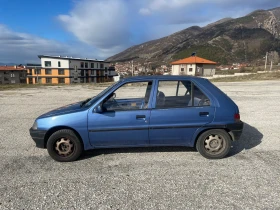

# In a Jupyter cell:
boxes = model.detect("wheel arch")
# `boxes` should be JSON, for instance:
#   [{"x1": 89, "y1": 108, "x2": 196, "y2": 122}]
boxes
[
  {"x1": 44, "y1": 126, "x2": 84, "y2": 149},
  {"x1": 193, "y1": 127, "x2": 232, "y2": 147}
]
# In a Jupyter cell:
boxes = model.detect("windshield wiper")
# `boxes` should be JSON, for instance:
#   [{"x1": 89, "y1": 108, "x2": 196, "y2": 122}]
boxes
[{"x1": 80, "y1": 98, "x2": 92, "y2": 107}]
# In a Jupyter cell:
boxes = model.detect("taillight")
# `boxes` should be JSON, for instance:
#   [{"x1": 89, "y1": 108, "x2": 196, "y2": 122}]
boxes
[{"x1": 234, "y1": 113, "x2": 240, "y2": 122}]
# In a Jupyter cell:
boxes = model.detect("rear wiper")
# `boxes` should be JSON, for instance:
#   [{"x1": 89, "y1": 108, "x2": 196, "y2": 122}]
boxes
[{"x1": 80, "y1": 98, "x2": 91, "y2": 107}]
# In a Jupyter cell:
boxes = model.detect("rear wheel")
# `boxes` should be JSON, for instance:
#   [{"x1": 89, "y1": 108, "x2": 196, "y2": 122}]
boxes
[
  {"x1": 47, "y1": 129, "x2": 83, "y2": 162},
  {"x1": 196, "y1": 129, "x2": 231, "y2": 159}
]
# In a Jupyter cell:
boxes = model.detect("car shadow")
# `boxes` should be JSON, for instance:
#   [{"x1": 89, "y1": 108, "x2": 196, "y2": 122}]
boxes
[
  {"x1": 228, "y1": 122, "x2": 263, "y2": 157},
  {"x1": 80, "y1": 122, "x2": 262, "y2": 160},
  {"x1": 81, "y1": 147, "x2": 196, "y2": 160}
]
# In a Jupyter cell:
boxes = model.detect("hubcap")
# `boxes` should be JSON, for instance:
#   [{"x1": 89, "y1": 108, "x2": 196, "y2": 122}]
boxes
[
  {"x1": 55, "y1": 138, "x2": 74, "y2": 157},
  {"x1": 204, "y1": 134, "x2": 224, "y2": 154}
]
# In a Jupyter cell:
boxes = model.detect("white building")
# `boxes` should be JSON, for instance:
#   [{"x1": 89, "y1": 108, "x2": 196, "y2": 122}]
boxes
[
  {"x1": 37, "y1": 55, "x2": 117, "y2": 83},
  {"x1": 171, "y1": 56, "x2": 216, "y2": 76}
]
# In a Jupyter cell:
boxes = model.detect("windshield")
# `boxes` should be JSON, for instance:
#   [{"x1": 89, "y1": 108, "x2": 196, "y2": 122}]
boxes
[{"x1": 84, "y1": 81, "x2": 121, "y2": 107}]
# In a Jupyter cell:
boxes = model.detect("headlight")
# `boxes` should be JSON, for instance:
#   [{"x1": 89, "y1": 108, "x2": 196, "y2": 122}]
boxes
[{"x1": 32, "y1": 121, "x2": 38, "y2": 130}]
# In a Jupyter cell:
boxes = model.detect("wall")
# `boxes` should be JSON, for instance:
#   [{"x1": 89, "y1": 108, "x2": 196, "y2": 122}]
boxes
[
  {"x1": 27, "y1": 68, "x2": 70, "y2": 84},
  {"x1": 41, "y1": 58, "x2": 70, "y2": 68},
  {"x1": 0, "y1": 70, "x2": 26, "y2": 84},
  {"x1": 172, "y1": 64, "x2": 196, "y2": 75},
  {"x1": 69, "y1": 60, "x2": 109, "y2": 70},
  {"x1": 202, "y1": 64, "x2": 216, "y2": 76},
  {"x1": 172, "y1": 65, "x2": 180, "y2": 75}
]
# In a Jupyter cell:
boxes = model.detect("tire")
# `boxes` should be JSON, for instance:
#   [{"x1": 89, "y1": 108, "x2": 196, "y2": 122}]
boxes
[
  {"x1": 47, "y1": 129, "x2": 83, "y2": 162},
  {"x1": 196, "y1": 129, "x2": 231, "y2": 159}
]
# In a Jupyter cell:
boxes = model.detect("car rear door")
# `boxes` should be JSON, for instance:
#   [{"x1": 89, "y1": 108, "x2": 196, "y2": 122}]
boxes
[{"x1": 149, "y1": 79, "x2": 215, "y2": 146}]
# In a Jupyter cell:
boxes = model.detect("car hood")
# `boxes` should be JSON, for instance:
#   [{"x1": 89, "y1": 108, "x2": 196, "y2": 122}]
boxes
[{"x1": 38, "y1": 101, "x2": 87, "y2": 118}]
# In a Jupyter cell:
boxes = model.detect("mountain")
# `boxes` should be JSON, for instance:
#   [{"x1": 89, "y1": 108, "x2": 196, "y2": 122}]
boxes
[{"x1": 106, "y1": 7, "x2": 280, "y2": 66}]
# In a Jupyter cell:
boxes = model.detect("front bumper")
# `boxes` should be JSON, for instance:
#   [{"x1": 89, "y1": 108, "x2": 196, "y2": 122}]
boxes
[
  {"x1": 226, "y1": 121, "x2": 244, "y2": 141},
  {"x1": 29, "y1": 128, "x2": 47, "y2": 148}
]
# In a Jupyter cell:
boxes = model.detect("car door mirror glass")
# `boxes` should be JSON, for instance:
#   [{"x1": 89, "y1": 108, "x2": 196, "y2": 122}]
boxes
[{"x1": 93, "y1": 104, "x2": 103, "y2": 113}]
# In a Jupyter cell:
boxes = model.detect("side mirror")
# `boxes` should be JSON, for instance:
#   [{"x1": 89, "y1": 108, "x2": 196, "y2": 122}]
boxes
[{"x1": 93, "y1": 104, "x2": 103, "y2": 113}]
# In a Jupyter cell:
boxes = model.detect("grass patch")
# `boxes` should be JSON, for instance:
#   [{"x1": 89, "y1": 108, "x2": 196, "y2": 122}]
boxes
[{"x1": 210, "y1": 71, "x2": 280, "y2": 82}]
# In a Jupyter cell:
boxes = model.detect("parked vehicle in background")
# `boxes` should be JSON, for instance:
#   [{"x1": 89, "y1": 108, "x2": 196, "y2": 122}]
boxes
[{"x1": 29, "y1": 76, "x2": 243, "y2": 162}]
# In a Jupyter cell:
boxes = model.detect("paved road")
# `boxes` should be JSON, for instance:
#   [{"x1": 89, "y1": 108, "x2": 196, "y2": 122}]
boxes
[{"x1": 0, "y1": 81, "x2": 280, "y2": 209}]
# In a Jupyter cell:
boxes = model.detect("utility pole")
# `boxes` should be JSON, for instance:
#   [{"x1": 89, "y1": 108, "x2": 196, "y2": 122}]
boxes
[
  {"x1": 270, "y1": 60, "x2": 273, "y2": 71},
  {"x1": 131, "y1": 60, "x2": 134, "y2": 77},
  {"x1": 35, "y1": 67, "x2": 38, "y2": 83},
  {"x1": 265, "y1": 52, "x2": 268, "y2": 71}
]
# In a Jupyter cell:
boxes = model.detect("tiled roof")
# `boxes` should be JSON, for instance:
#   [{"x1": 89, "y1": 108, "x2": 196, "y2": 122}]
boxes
[
  {"x1": 171, "y1": 56, "x2": 217, "y2": 65},
  {"x1": 0, "y1": 66, "x2": 26, "y2": 71}
]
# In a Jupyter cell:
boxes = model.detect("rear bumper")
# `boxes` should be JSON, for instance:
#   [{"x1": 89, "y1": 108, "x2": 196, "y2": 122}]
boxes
[
  {"x1": 29, "y1": 128, "x2": 47, "y2": 148},
  {"x1": 226, "y1": 121, "x2": 244, "y2": 141}
]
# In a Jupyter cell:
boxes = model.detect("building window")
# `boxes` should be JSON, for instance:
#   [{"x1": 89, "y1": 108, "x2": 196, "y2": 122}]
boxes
[
  {"x1": 96, "y1": 63, "x2": 99, "y2": 68},
  {"x1": 35, "y1": 69, "x2": 41, "y2": 74},
  {"x1": 85, "y1": 62, "x2": 88, "y2": 68},
  {"x1": 58, "y1": 61, "x2": 61, "y2": 67},
  {"x1": 46, "y1": 78, "x2": 52, "y2": 83},
  {"x1": 91, "y1": 63, "x2": 94, "y2": 68},
  {"x1": 58, "y1": 69, "x2": 64, "y2": 75},
  {"x1": 45, "y1": 61, "x2": 51, "y2": 67},
  {"x1": 11, "y1": 80, "x2": 16, "y2": 84},
  {"x1": 181, "y1": 68, "x2": 184, "y2": 72},
  {"x1": 100, "y1": 63, "x2": 104, "y2": 69},
  {"x1": 58, "y1": 78, "x2": 65, "y2": 83},
  {"x1": 91, "y1": 70, "x2": 95, "y2": 75},
  {"x1": 189, "y1": 68, "x2": 193, "y2": 72},
  {"x1": 11, "y1": 73, "x2": 15, "y2": 77},
  {"x1": 81, "y1": 62, "x2": 84, "y2": 68},
  {"x1": 45, "y1": 69, "x2": 52, "y2": 75}
]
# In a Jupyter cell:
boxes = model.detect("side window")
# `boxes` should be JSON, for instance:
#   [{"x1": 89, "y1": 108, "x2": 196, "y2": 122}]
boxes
[
  {"x1": 156, "y1": 80, "x2": 210, "y2": 109},
  {"x1": 103, "y1": 81, "x2": 153, "y2": 111},
  {"x1": 193, "y1": 84, "x2": 210, "y2": 107}
]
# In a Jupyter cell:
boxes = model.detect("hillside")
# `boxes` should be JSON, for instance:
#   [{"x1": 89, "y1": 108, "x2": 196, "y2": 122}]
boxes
[{"x1": 106, "y1": 7, "x2": 280, "y2": 65}]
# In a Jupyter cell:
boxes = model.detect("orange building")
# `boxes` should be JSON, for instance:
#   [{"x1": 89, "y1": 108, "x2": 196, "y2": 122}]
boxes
[
  {"x1": 26, "y1": 66, "x2": 71, "y2": 84},
  {"x1": 26, "y1": 55, "x2": 117, "y2": 84}
]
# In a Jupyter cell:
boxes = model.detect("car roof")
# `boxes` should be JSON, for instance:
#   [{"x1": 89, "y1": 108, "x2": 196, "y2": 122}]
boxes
[{"x1": 122, "y1": 75, "x2": 208, "y2": 82}]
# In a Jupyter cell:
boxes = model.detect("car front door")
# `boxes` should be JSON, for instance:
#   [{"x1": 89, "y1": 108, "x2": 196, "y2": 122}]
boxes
[
  {"x1": 149, "y1": 80, "x2": 215, "y2": 146},
  {"x1": 88, "y1": 81, "x2": 154, "y2": 147}
]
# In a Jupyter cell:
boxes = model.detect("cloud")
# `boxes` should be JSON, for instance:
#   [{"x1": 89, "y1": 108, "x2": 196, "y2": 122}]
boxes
[
  {"x1": 1, "y1": 0, "x2": 280, "y2": 63},
  {"x1": 139, "y1": 0, "x2": 280, "y2": 24},
  {"x1": 0, "y1": 24, "x2": 86, "y2": 63},
  {"x1": 58, "y1": 0, "x2": 130, "y2": 50},
  {"x1": 139, "y1": 8, "x2": 152, "y2": 16}
]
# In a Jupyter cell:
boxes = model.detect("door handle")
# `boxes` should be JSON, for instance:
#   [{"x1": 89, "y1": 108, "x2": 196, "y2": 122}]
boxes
[
  {"x1": 136, "y1": 115, "x2": 146, "y2": 119},
  {"x1": 199, "y1": 112, "x2": 209, "y2": 116}
]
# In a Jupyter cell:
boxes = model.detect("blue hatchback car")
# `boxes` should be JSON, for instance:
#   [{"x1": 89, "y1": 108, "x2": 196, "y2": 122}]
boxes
[{"x1": 30, "y1": 76, "x2": 243, "y2": 162}]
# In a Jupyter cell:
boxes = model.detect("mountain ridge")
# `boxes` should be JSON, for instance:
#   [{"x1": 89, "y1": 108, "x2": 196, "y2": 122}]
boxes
[{"x1": 106, "y1": 7, "x2": 280, "y2": 65}]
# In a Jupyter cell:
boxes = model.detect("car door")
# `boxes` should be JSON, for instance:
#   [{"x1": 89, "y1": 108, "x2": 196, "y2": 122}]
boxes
[
  {"x1": 88, "y1": 81, "x2": 154, "y2": 147},
  {"x1": 149, "y1": 80, "x2": 215, "y2": 146}
]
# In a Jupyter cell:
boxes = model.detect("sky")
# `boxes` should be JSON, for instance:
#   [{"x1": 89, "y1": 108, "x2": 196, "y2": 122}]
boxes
[{"x1": 0, "y1": 0, "x2": 280, "y2": 64}]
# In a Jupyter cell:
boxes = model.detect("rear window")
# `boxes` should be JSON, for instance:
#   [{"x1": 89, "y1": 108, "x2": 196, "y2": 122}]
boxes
[{"x1": 156, "y1": 80, "x2": 210, "y2": 109}]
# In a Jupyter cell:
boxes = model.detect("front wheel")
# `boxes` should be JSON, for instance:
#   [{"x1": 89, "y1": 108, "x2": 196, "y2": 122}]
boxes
[
  {"x1": 196, "y1": 129, "x2": 231, "y2": 159},
  {"x1": 47, "y1": 129, "x2": 83, "y2": 162}
]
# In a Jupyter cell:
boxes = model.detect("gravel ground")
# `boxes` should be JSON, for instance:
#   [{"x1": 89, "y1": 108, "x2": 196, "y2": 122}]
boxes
[{"x1": 0, "y1": 80, "x2": 280, "y2": 209}]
